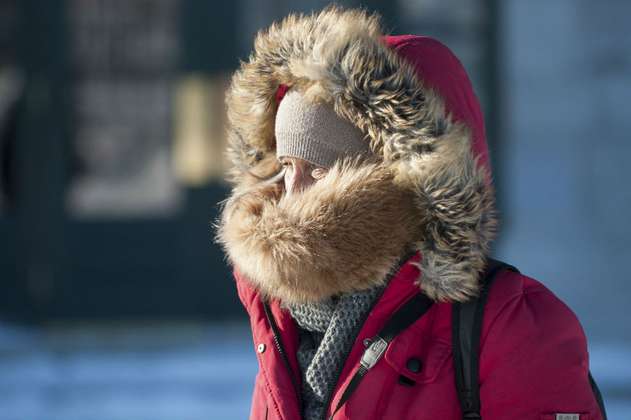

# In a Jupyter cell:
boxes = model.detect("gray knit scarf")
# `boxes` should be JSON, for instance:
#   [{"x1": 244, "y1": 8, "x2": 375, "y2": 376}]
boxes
[{"x1": 288, "y1": 286, "x2": 383, "y2": 420}]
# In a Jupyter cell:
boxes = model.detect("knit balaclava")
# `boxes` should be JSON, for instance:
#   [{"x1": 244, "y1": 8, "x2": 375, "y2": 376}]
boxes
[{"x1": 274, "y1": 89, "x2": 371, "y2": 168}]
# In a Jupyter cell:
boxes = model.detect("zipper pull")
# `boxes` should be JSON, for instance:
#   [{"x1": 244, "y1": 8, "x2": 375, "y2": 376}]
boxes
[
  {"x1": 360, "y1": 336, "x2": 388, "y2": 370},
  {"x1": 329, "y1": 336, "x2": 389, "y2": 420}
]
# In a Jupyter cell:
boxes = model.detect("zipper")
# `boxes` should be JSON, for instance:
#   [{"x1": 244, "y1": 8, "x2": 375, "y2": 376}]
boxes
[
  {"x1": 320, "y1": 286, "x2": 386, "y2": 420},
  {"x1": 263, "y1": 301, "x2": 303, "y2": 412},
  {"x1": 321, "y1": 249, "x2": 418, "y2": 420}
]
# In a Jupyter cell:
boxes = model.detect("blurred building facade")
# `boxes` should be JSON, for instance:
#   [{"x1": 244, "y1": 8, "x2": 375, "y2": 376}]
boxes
[
  {"x1": 1, "y1": 1, "x2": 630, "y2": 419},
  {"x1": 0, "y1": 0, "x2": 497, "y2": 321},
  {"x1": 0, "y1": 0, "x2": 629, "y2": 339},
  {"x1": 497, "y1": 0, "x2": 631, "y2": 344}
]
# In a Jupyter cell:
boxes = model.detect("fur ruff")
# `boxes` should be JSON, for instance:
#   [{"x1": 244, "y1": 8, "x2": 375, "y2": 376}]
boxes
[
  {"x1": 217, "y1": 160, "x2": 420, "y2": 304},
  {"x1": 216, "y1": 6, "x2": 498, "y2": 303}
]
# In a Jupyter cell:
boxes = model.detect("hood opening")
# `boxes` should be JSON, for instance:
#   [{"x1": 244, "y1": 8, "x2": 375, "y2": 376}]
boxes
[{"x1": 217, "y1": 5, "x2": 498, "y2": 303}]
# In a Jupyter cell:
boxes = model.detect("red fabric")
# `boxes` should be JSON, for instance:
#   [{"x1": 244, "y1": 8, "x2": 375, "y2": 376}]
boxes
[
  {"x1": 240, "y1": 36, "x2": 602, "y2": 419},
  {"x1": 276, "y1": 84, "x2": 290, "y2": 105},
  {"x1": 237, "y1": 254, "x2": 602, "y2": 420}
]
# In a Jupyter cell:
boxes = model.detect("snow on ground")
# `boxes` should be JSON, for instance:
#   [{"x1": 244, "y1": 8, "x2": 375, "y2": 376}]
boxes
[{"x1": 0, "y1": 321, "x2": 628, "y2": 420}]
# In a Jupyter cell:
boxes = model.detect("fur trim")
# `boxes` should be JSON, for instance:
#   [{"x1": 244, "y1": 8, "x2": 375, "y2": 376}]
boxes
[
  {"x1": 217, "y1": 6, "x2": 497, "y2": 302},
  {"x1": 216, "y1": 160, "x2": 420, "y2": 305}
]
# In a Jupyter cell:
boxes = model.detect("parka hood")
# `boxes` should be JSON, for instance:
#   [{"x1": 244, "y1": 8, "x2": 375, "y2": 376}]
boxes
[{"x1": 216, "y1": 6, "x2": 498, "y2": 304}]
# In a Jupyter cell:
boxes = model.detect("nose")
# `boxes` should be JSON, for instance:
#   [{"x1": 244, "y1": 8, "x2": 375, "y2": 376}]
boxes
[{"x1": 284, "y1": 163, "x2": 315, "y2": 195}]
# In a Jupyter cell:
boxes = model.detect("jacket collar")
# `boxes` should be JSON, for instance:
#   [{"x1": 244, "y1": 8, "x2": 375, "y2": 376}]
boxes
[{"x1": 236, "y1": 250, "x2": 424, "y2": 419}]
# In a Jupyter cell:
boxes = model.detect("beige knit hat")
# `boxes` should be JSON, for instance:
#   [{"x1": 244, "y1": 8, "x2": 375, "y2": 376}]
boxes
[{"x1": 274, "y1": 89, "x2": 371, "y2": 169}]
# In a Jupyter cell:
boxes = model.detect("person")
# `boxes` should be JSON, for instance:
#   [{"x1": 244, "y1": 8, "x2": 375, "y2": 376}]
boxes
[{"x1": 216, "y1": 6, "x2": 605, "y2": 420}]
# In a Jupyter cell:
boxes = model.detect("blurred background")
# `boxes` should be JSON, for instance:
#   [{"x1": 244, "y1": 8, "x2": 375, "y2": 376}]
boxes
[{"x1": 0, "y1": 0, "x2": 629, "y2": 419}]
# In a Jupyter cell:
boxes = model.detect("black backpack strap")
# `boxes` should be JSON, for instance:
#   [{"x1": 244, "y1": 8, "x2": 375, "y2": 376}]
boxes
[
  {"x1": 329, "y1": 291, "x2": 434, "y2": 419},
  {"x1": 453, "y1": 260, "x2": 608, "y2": 420},
  {"x1": 452, "y1": 258, "x2": 519, "y2": 419}
]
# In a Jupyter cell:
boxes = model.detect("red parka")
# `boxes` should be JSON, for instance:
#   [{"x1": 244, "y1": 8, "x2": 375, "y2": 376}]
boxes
[
  {"x1": 217, "y1": 6, "x2": 603, "y2": 420},
  {"x1": 235, "y1": 253, "x2": 603, "y2": 419}
]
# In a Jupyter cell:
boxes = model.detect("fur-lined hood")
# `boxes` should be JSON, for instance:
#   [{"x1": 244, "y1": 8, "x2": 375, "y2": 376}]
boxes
[{"x1": 216, "y1": 6, "x2": 497, "y2": 304}]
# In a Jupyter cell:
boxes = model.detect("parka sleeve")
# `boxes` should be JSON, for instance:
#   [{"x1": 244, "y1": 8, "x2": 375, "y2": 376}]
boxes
[{"x1": 478, "y1": 272, "x2": 604, "y2": 419}]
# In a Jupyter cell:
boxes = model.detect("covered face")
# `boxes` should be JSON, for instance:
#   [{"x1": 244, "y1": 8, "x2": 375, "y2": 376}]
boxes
[
  {"x1": 216, "y1": 6, "x2": 496, "y2": 305},
  {"x1": 277, "y1": 157, "x2": 324, "y2": 195},
  {"x1": 274, "y1": 88, "x2": 373, "y2": 195}
]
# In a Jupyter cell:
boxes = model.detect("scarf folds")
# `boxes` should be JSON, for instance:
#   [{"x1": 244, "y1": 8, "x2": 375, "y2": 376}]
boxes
[{"x1": 289, "y1": 286, "x2": 383, "y2": 420}]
